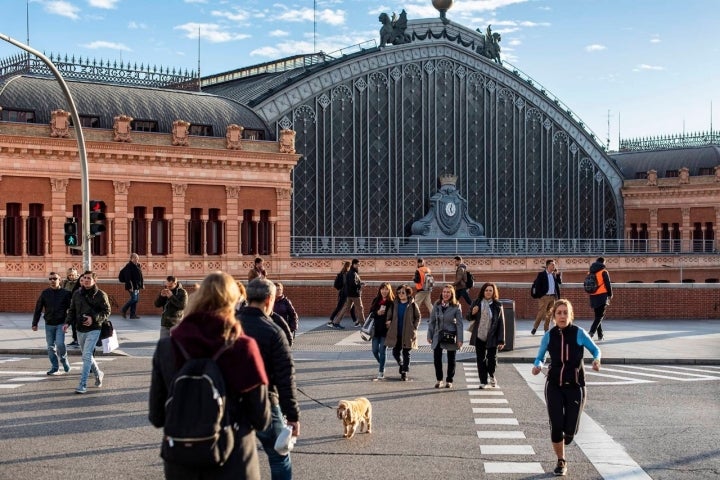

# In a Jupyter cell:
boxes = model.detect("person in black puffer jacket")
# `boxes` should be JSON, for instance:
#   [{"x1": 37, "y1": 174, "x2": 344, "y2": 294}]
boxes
[{"x1": 32, "y1": 272, "x2": 72, "y2": 375}]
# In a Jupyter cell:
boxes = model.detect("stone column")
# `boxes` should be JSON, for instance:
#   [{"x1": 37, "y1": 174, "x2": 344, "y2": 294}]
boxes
[
  {"x1": 225, "y1": 186, "x2": 240, "y2": 256},
  {"x1": 715, "y1": 206, "x2": 720, "y2": 252},
  {"x1": 648, "y1": 208, "x2": 658, "y2": 253},
  {"x1": 171, "y1": 184, "x2": 187, "y2": 256},
  {"x1": 681, "y1": 207, "x2": 690, "y2": 252},
  {"x1": 50, "y1": 178, "x2": 70, "y2": 255},
  {"x1": 145, "y1": 214, "x2": 152, "y2": 256},
  {"x1": 275, "y1": 187, "x2": 292, "y2": 257},
  {"x1": 113, "y1": 181, "x2": 131, "y2": 257}
]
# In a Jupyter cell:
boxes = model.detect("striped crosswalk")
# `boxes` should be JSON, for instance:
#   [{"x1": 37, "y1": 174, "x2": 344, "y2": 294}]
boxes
[
  {"x1": 0, "y1": 357, "x2": 116, "y2": 389},
  {"x1": 585, "y1": 364, "x2": 720, "y2": 385},
  {"x1": 463, "y1": 363, "x2": 544, "y2": 475}
]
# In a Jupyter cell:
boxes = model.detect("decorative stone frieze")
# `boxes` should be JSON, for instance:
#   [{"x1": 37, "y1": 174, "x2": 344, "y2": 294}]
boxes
[
  {"x1": 172, "y1": 183, "x2": 187, "y2": 196},
  {"x1": 647, "y1": 169, "x2": 657, "y2": 186},
  {"x1": 679, "y1": 167, "x2": 690, "y2": 184},
  {"x1": 50, "y1": 109, "x2": 70, "y2": 138},
  {"x1": 50, "y1": 178, "x2": 69, "y2": 193},
  {"x1": 113, "y1": 114, "x2": 133, "y2": 142},
  {"x1": 226, "y1": 185, "x2": 241, "y2": 198},
  {"x1": 276, "y1": 187, "x2": 292, "y2": 200},
  {"x1": 113, "y1": 181, "x2": 130, "y2": 195},
  {"x1": 226, "y1": 124, "x2": 244, "y2": 150}
]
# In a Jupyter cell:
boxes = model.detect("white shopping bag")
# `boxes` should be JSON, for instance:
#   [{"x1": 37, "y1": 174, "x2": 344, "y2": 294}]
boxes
[{"x1": 102, "y1": 330, "x2": 119, "y2": 353}]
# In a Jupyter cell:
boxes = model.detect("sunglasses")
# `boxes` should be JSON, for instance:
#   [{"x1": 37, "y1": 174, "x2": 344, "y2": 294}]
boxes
[{"x1": 49, "y1": 277, "x2": 60, "y2": 281}]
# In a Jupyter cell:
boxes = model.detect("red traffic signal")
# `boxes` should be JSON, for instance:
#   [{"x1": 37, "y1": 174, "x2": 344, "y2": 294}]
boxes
[{"x1": 89, "y1": 200, "x2": 106, "y2": 235}]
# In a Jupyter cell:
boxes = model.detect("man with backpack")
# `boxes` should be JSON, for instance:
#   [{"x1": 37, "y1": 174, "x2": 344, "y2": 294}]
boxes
[
  {"x1": 453, "y1": 256, "x2": 473, "y2": 306},
  {"x1": 413, "y1": 258, "x2": 434, "y2": 316},
  {"x1": 530, "y1": 259, "x2": 562, "y2": 335},
  {"x1": 587, "y1": 257, "x2": 613, "y2": 340},
  {"x1": 238, "y1": 278, "x2": 300, "y2": 480}
]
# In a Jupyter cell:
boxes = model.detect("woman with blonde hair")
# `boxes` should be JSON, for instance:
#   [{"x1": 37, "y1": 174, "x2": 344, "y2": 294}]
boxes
[
  {"x1": 427, "y1": 284, "x2": 464, "y2": 388},
  {"x1": 149, "y1": 271, "x2": 270, "y2": 480}
]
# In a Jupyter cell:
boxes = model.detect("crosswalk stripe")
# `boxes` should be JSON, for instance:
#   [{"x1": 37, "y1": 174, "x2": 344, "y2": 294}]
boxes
[
  {"x1": 475, "y1": 418, "x2": 519, "y2": 425},
  {"x1": 0, "y1": 371, "x2": 47, "y2": 376},
  {"x1": 471, "y1": 406, "x2": 513, "y2": 412},
  {"x1": 480, "y1": 445, "x2": 534, "y2": 454},
  {"x1": 597, "y1": 367, "x2": 695, "y2": 381},
  {"x1": 484, "y1": 462, "x2": 544, "y2": 473},
  {"x1": 469, "y1": 398, "x2": 508, "y2": 404},
  {"x1": 0, "y1": 384, "x2": 23, "y2": 389},
  {"x1": 0, "y1": 357, "x2": 29, "y2": 364},
  {"x1": 7, "y1": 377, "x2": 46, "y2": 382},
  {"x1": 613, "y1": 365, "x2": 719, "y2": 379},
  {"x1": 468, "y1": 390, "x2": 504, "y2": 395},
  {"x1": 477, "y1": 431, "x2": 526, "y2": 439}
]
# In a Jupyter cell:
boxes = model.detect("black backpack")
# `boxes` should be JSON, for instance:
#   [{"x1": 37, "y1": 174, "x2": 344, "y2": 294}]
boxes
[
  {"x1": 583, "y1": 272, "x2": 599, "y2": 293},
  {"x1": 162, "y1": 340, "x2": 235, "y2": 468},
  {"x1": 333, "y1": 272, "x2": 344, "y2": 291},
  {"x1": 465, "y1": 270, "x2": 475, "y2": 289}
]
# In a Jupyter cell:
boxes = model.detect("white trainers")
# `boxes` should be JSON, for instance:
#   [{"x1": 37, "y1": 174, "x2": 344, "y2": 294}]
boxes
[
  {"x1": 479, "y1": 384, "x2": 487, "y2": 389},
  {"x1": 489, "y1": 376, "x2": 497, "y2": 388},
  {"x1": 373, "y1": 371, "x2": 384, "y2": 381}
]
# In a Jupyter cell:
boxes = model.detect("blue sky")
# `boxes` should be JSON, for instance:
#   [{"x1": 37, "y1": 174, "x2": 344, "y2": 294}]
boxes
[{"x1": 1, "y1": 0, "x2": 718, "y2": 150}]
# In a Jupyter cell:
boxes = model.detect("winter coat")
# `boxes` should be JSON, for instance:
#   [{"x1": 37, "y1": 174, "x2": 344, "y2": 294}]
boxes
[
  {"x1": 369, "y1": 297, "x2": 393, "y2": 338},
  {"x1": 237, "y1": 306, "x2": 300, "y2": 422},
  {"x1": 344, "y1": 267, "x2": 363, "y2": 298},
  {"x1": 467, "y1": 298, "x2": 505, "y2": 348},
  {"x1": 273, "y1": 295, "x2": 299, "y2": 332},
  {"x1": 454, "y1": 263, "x2": 468, "y2": 289},
  {"x1": 65, "y1": 285, "x2": 111, "y2": 332},
  {"x1": 588, "y1": 261, "x2": 613, "y2": 309},
  {"x1": 118, "y1": 261, "x2": 144, "y2": 291},
  {"x1": 384, "y1": 299, "x2": 421, "y2": 349},
  {"x1": 33, "y1": 287, "x2": 72, "y2": 327},
  {"x1": 154, "y1": 283, "x2": 188, "y2": 328},
  {"x1": 428, "y1": 302, "x2": 464, "y2": 350}
]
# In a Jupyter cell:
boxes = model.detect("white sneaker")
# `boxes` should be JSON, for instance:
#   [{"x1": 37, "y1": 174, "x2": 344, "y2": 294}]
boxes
[
  {"x1": 489, "y1": 376, "x2": 497, "y2": 387},
  {"x1": 479, "y1": 384, "x2": 487, "y2": 389},
  {"x1": 373, "y1": 372, "x2": 384, "y2": 381}
]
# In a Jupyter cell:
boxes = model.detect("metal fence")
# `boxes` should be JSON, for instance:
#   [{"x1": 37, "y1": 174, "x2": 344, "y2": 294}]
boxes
[{"x1": 290, "y1": 237, "x2": 716, "y2": 256}]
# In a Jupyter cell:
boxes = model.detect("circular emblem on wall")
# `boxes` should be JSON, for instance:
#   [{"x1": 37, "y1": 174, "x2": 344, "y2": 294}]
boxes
[{"x1": 445, "y1": 202, "x2": 457, "y2": 217}]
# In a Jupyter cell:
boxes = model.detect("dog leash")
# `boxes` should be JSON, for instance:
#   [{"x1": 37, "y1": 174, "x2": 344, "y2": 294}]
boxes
[{"x1": 296, "y1": 386, "x2": 335, "y2": 410}]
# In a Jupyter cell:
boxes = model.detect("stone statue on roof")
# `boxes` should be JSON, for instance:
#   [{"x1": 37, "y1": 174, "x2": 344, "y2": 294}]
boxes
[
  {"x1": 476, "y1": 24, "x2": 502, "y2": 64},
  {"x1": 379, "y1": 9, "x2": 411, "y2": 47}
]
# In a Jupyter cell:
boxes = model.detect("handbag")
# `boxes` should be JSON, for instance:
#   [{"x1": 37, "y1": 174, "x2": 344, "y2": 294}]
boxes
[
  {"x1": 360, "y1": 315, "x2": 375, "y2": 341},
  {"x1": 102, "y1": 329, "x2": 119, "y2": 353},
  {"x1": 439, "y1": 329, "x2": 457, "y2": 345},
  {"x1": 100, "y1": 320, "x2": 114, "y2": 340}
]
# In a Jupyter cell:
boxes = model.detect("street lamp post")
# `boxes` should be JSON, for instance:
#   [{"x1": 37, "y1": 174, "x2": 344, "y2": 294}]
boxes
[{"x1": 0, "y1": 33, "x2": 93, "y2": 271}]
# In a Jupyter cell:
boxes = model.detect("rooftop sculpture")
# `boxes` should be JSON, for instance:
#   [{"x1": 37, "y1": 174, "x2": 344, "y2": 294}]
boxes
[{"x1": 378, "y1": 10, "x2": 411, "y2": 47}]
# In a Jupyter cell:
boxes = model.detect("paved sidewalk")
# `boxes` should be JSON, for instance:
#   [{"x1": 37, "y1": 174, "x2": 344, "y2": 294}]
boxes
[{"x1": 1, "y1": 312, "x2": 718, "y2": 364}]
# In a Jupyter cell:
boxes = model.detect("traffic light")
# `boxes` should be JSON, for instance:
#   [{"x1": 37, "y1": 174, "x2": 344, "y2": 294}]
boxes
[
  {"x1": 64, "y1": 218, "x2": 79, "y2": 246},
  {"x1": 89, "y1": 200, "x2": 106, "y2": 236}
]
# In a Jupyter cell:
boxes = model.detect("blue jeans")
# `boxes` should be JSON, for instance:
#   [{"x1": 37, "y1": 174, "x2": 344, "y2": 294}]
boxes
[
  {"x1": 122, "y1": 290, "x2": 139, "y2": 316},
  {"x1": 255, "y1": 403, "x2": 292, "y2": 480},
  {"x1": 372, "y1": 336, "x2": 386, "y2": 373},
  {"x1": 44, "y1": 324, "x2": 67, "y2": 370},
  {"x1": 77, "y1": 330, "x2": 101, "y2": 389}
]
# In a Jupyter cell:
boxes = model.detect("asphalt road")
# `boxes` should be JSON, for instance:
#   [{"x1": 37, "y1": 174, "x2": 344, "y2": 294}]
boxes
[{"x1": 0, "y1": 355, "x2": 718, "y2": 480}]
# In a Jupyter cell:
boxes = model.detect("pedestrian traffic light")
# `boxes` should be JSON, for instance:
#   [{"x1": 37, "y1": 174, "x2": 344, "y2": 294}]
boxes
[
  {"x1": 64, "y1": 218, "x2": 79, "y2": 246},
  {"x1": 89, "y1": 200, "x2": 106, "y2": 236}
]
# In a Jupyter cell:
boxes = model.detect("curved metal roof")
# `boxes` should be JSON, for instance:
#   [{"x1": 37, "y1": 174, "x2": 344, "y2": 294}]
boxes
[
  {"x1": 0, "y1": 75, "x2": 271, "y2": 138},
  {"x1": 612, "y1": 146, "x2": 720, "y2": 179}
]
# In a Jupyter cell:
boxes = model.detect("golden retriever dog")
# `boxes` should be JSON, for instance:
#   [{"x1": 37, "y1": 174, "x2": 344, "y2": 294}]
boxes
[{"x1": 336, "y1": 397, "x2": 372, "y2": 439}]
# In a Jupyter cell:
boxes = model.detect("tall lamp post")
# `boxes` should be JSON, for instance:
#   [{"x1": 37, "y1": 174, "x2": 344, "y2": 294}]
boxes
[{"x1": 0, "y1": 33, "x2": 93, "y2": 271}]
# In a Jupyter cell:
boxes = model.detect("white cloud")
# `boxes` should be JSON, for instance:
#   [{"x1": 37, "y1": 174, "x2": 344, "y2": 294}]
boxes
[
  {"x1": 269, "y1": 30, "x2": 290, "y2": 37},
  {"x1": 88, "y1": 0, "x2": 119, "y2": 8},
  {"x1": 175, "y1": 22, "x2": 251, "y2": 43},
  {"x1": 81, "y1": 40, "x2": 131, "y2": 51},
  {"x1": 184, "y1": 0, "x2": 208, "y2": 3},
  {"x1": 650, "y1": 35, "x2": 661, "y2": 43},
  {"x1": 276, "y1": 8, "x2": 346, "y2": 26},
  {"x1": 634, "y1": 64, "x2": 665, "y2": 71},
  {"x1": 45, "y1": 1, "x2": 81, "y2": 20},
  {"x1": 585, "y1": 44, "x2": 606, "y2": 52},
  {"x1": 128, "y1": 21, "x2": 147, "y2": 30},
  {"x1": 508, "y1": 39, "x2": 522, "y2": 46},
  {"x1": 211, "y1": 9, "x2": 248, "y2": 22}
]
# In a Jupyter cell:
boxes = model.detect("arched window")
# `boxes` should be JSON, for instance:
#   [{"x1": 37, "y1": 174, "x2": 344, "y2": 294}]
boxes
[
  {"x1": 151, "y1": 207, "x2": 169, "y2": 255},
  {"x1": 132, "y1": 206, "x2": 147, "y2": 255},
  {"x1": 27, "y1": 203, "x2": 45, "y2": 256}
]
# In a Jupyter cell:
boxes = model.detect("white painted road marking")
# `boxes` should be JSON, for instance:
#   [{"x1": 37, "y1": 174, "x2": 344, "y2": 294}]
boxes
[
  {"x1": 480, "y1": 445, "x2": 535, "y2": 455},
  {"x1": 484, "y1": 462, "x2": 544, "y2": 473},
  {"x1": 475, "y1": 418, "x2": 519, "y2": 425}
]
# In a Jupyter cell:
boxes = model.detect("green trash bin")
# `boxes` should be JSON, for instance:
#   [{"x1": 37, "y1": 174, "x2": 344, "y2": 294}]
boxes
[{"x1": 500, "y1": 299, "x2": 515, "y2": 351}]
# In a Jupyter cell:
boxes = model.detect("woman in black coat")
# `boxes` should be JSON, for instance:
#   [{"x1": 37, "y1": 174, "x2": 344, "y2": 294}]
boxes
[{"x1": 467, "y1": 282, "x2": 505, "y2": 389}]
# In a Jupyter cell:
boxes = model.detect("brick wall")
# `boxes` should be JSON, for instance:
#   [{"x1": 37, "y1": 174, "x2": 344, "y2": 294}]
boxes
[{"x1": 5, "y1": 280, "x2": 719, "y2": 320}]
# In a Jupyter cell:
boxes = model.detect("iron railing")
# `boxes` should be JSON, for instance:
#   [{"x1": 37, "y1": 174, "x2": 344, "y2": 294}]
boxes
[{"x1": 290, "y1": 237, "x2": 716, "y2": 256}]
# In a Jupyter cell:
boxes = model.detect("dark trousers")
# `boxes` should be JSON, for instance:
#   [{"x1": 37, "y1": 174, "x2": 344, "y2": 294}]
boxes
[
  {"x1": 590, "y1": 304, "x2": 606, "y2": 338},
  {"x1": 545, "y1": 382, "x2": 586, "y2": 445},
  {"x1": 456, "y1": 288, "x2": 472, "y2": 306},
  {"x1": 474, "y1": 340, "x2": 498, "y2": 384},
  {"x1": 330, "y1": 293, "x2": 356, "y2": 322},
  {"x1": 392, "y1": 341, "x2": 411, "y2": 374},
  {"x1": 433, "y1": 347, "x2": 456, "y2": 382}
]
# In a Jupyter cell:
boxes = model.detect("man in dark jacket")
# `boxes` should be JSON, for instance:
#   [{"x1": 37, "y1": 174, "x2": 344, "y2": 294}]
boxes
[
  {"x1": 63, "y1": 271, "x2": 111, "y2": 394},
  {"x1": 153, "y1": 275, "x2": 188, "y2": 339},
  {"x1": 238, "y1": 278, "x2": 300, "y2": 480},
  {"x1": 118, "y1": 253, "x2": 144, "y2": 319},
  {"x1": 32, "y1": 272, "x2": 72, "y2": 375},
  {"x1": 530, "y1": 259, "x2": 562, "y2": 335},
  {"x1": 588, "y1": 257, "x2": 613, "y2": 340},
  {"x1": 331, "y1": 258, "x2": 365, "y2": 328}
]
